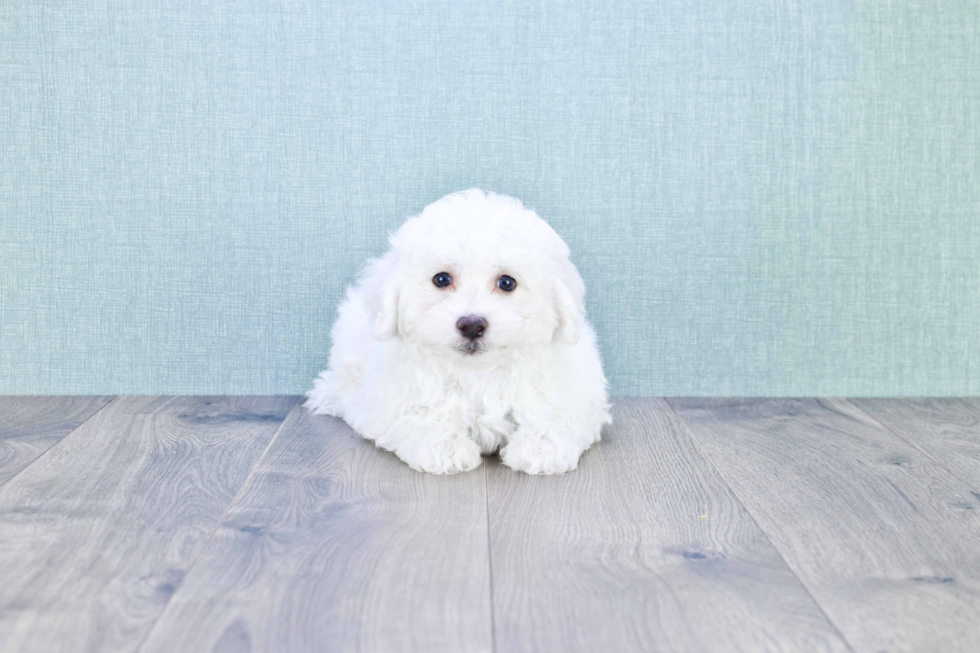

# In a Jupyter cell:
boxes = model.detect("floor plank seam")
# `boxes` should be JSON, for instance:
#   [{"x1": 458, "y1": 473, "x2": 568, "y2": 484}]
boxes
[
  {"x1": 131, "y1": 395, "x2": 302, "y2": 653},
  {"x1": 662, "y1": 398, "x2": 859, "y2": 653},
  {"x1": 0, "y1": 395, "x2": 119, "y2": 492},
  {"x1": 484, "y1": 463, "x2": 498, "y2": 653},
  {"x1": 840, "y1": 398, "x2": 980, "y2": 490}
]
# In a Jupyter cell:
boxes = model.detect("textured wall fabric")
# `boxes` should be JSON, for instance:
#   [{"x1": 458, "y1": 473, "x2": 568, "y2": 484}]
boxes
[{"x1": 1, "y1": 1, "x2": 979, "y2": 396}]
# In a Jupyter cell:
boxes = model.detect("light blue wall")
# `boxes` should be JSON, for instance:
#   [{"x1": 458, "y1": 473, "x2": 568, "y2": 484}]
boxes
[{"x1": 2, "y1": 1, "x2": 979, "y2": 396}]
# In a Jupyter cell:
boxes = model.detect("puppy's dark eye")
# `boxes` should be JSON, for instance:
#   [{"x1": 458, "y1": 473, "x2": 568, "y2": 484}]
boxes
[
  {"x1": 497, "y1": 275, "x2": 517, "y2": 292},
  {"x1": 433, "y1": 272, "x2": 453, "y2": 288}
]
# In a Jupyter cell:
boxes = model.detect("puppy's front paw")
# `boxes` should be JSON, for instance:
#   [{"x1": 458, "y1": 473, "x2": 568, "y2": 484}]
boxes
[
  {"x1": 395, "y1": 436, "x2": 483, "y2": 475},
  {"x1": 500, "y1": 435, "x2": 584, "y2": 475}
]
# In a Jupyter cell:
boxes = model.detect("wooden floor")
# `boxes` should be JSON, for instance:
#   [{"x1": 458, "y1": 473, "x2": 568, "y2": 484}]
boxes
[{"x1": 1, "y1": 398, "x2": 979, "y2": 652}]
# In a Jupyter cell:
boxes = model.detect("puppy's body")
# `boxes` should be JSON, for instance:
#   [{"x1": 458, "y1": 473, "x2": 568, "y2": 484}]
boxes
[{"x1": 306, "y1": 190, "x2": 610, "y2": 474}]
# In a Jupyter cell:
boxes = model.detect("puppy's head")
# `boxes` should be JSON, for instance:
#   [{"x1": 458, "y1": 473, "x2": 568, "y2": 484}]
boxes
[{"x1": 363, "y1": 189, "x2": 585, "y2": 358}]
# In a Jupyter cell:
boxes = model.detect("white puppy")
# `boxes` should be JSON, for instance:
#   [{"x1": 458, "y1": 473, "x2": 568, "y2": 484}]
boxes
[{"x1": 305, "y1": 189, "x2": 611, "y2": 474}]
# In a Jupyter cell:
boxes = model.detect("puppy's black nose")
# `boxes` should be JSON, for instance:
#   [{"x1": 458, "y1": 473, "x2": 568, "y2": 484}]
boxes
[{"x1": 456, "y1": 315, "x2": 487, "y2": 340}]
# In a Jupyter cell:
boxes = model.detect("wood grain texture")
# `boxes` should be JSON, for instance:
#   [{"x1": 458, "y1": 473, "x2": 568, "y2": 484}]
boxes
[
  {"x1": 0, "y1": 395, "x2": 296, "y2": 653},
  {"x1": 139, "y1": 407, "x2": 493, "y2": 653},
  {"x1": 668, "y1": 398, "x2": 980, "y2": 653},
  {"x1": 487, "y1": 397, "x2": 851, "y2": 653},
  {"x1": 0, "y1": 396, "x2": 114, "y2": 486},
  {"x1": 849, "y1": 398, "x2": 980, "y2": 487}
]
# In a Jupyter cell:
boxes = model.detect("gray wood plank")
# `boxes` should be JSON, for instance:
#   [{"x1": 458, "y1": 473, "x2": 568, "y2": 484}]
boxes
[
  {"x1": 849, "y1": 398, "x2": 980, "y2": 487},
  {"x1": 668, "y1": 398, "x2": 980, "y2": 653},
  {"x1": 487, "y1": 397, "x2": 851, "y2": 653},
  {"x1": 0, "y1": 395, "x2": 296, "y2": 653},
  {"x1": 139, "y1": 407, "x2": 493, "y2": 653},
  {"x1": 0, "y1": 396, "x2": 114, "y2": 486}
]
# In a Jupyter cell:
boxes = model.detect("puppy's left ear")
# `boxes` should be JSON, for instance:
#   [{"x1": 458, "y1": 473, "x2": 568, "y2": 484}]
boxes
[{"x1": 553, "y1": 259, "x2": 586, "y2": 345}]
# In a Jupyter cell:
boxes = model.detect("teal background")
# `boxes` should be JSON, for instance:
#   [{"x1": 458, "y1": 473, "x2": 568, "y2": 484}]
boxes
[{"x1": 2, "y1": 1, "x2": 979, "y2": 396}]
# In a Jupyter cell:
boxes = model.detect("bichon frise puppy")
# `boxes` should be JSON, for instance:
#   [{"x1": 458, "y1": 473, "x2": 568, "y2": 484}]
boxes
[{"x1": 305, "y1": 189, "x2": 611, "y2": 474}]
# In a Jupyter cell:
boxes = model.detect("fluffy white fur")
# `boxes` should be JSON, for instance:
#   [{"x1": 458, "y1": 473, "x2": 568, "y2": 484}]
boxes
[{"x1": 305, "y1": 189, "x2": 611, "y2": 474}]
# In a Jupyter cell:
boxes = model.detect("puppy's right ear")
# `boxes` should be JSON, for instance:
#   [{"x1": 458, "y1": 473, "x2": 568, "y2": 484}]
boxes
[{"x1": 362, "y1": 251, "x2": 400, "y2": 341}]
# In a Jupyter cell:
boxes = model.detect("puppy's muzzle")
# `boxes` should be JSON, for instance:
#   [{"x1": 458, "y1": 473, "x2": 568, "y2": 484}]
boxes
[{"x1": 456, "y1": 315, "x2": 487, "y2": 341}]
